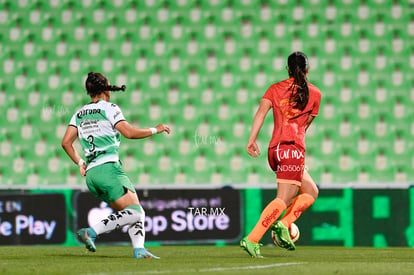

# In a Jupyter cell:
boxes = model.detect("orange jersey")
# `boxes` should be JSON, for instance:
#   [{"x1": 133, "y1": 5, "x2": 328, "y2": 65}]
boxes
[{"x1": 263, "y1": 77, "x2": 322, "y2": 150}]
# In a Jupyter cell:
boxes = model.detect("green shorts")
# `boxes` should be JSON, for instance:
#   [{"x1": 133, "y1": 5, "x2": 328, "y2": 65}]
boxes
[{"x1": 85, "y1": 162, "x2": 135, "y2": 204}]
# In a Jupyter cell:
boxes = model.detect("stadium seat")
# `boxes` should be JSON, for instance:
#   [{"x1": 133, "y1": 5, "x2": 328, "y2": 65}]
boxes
[
  {"x1": 333, "y1": 167, "x2": 358, "y2": 184},
  {"x1": 356, "y1": 165, "x2": 372, "y2": 183}
]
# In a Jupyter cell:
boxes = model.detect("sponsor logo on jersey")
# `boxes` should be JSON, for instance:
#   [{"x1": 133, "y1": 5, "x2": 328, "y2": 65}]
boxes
[{"x1": 77, "y1": 109, "x2": 101, "y2": 119}]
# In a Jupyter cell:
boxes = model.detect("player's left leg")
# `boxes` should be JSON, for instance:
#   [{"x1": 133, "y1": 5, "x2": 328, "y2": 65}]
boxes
[
  {"x1": 124, "y1": 205, "x2": 159, "y2": 259},
  {"x1": 109, "y1": 186, "x2": 159, "y2": 259}
]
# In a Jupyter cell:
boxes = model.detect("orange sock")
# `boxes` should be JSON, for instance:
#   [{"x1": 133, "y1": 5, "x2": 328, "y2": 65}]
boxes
[
  {"x1": 280, "y1": 202, "x2": 295, "y2": 226},
  {"x1": 280, "y1": 193, "x2": 315, "y2": 228},
  {"x1": 248, "y1": 198, "x2": 286, "y2": 243}
]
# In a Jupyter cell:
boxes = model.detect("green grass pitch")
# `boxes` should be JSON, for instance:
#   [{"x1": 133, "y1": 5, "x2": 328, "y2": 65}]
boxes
[{"x1": 1, "y1": 245, "x2": 413, "y2": 274}]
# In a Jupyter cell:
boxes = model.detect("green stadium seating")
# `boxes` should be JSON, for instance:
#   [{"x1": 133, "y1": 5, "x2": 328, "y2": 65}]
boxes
[{"x1": 1, "y1": 0, "x2": 413, "y2": 185}]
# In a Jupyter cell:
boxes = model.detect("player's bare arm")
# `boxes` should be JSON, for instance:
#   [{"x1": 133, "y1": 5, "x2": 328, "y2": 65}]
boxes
[
  {"x1": 61, "y1": 125, "x2": 87, "y2": 176},
  {"x1": 305, "y1": 115, "x2": 316, "y2": 131},
  {"x1": 115, "y1": 121, "x2": 171, "y2": 139},
  {"x1": 246, "y1": 98, "x2": 272, "y2": 158}
]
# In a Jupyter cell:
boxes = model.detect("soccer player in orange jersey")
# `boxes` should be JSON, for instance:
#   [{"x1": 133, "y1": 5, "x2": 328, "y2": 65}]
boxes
[{"x1": 240, "y1": 52, "x2": 322, "y2": 257}]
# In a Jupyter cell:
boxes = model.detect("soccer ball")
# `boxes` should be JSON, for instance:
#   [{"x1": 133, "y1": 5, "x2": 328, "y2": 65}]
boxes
[{"x1": 271, "y1": 222, "x2": 300, "y2": 247}]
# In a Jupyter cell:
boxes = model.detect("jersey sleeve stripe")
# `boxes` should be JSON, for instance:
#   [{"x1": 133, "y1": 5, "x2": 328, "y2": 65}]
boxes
[{"x1": 114, "y1": 119, "x2": 126, "y2": 127}]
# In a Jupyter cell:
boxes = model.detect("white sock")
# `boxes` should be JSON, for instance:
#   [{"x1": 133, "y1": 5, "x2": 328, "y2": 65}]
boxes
[
  {"x1": 128, "y1": 207, "x2": 146, "y2": 248},
  {"x1": 91, "y1": 208, "x2": 142, "y2": 235}
]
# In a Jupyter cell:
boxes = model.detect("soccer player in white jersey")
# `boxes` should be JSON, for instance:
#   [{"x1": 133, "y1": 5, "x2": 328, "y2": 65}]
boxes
[{"x1": 62, "y1": 72, "x2": 170, "y2": 259}]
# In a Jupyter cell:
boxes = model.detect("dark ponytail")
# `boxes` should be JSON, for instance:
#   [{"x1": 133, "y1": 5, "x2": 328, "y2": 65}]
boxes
[
  {"x1": 287, "y1": 52, "x2": 309, "y2": 110},
  {"x1": 85, "y1": 72, "x2": 126, "y2": 97}
]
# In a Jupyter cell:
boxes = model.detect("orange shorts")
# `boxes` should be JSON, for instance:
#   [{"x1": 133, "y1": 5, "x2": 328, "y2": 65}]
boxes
[{"x1": 268, "y1": 143, "x2": 305, "y2": 186}]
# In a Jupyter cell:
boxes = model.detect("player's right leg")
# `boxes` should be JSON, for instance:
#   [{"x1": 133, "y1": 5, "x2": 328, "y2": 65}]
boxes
[
  {"x1": 299, "y1": 169, "x2": 319, "y2": 200},
  {"x1": 274, "y1": 171, "x2": 318, "y2": 250},
  {"x1": 77, "y1": 227, "x2": 97, "y2": 252},
  {"x1": 278, "y1": 170, "x2": 318, "y2": 229},
  {"x1": 271, "y1": 220, "x2": 295, "y2": 251},
  {"x1": 271, "y1": 181, "x2": 299, "y2": 251},
  {"x1": 77, "y1": 199, "x2": 143, "y2": 253}
]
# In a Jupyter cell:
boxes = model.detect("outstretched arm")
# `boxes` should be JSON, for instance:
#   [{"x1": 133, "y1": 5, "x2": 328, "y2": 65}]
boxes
[
  {"x1": 246, "y1": 98, "x2": 272, "y2": 157},
  {"x1": 115, "y1": 121, "x2": 170, "y2": 139}
]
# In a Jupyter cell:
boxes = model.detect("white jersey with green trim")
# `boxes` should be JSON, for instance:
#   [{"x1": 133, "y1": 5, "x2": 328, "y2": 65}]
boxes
[{"x1": 69, "y1": 100, "x2": 126, "y2": 171}]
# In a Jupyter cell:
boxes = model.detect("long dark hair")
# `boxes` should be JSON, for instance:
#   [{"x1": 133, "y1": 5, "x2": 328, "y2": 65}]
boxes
[
  {"x1": 85, "y1": 72, "x2": 126, "y2": 97},
  {"x1": 287, "y1": 52, "x2": 309, "y2": 110}
]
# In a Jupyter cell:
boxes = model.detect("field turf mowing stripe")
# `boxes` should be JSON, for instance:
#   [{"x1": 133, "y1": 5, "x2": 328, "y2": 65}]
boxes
[{"x1": 0, "y1": 245, "x2": 413, "y2": 275}]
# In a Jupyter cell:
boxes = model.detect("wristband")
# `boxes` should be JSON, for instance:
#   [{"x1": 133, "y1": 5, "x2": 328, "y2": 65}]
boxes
[
  {"x1": 78, "y1": 159, "x2": 85, "y2": 167},
  {"x1": 150, "y1": 127, "x2": 157, "y2": 135}
]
